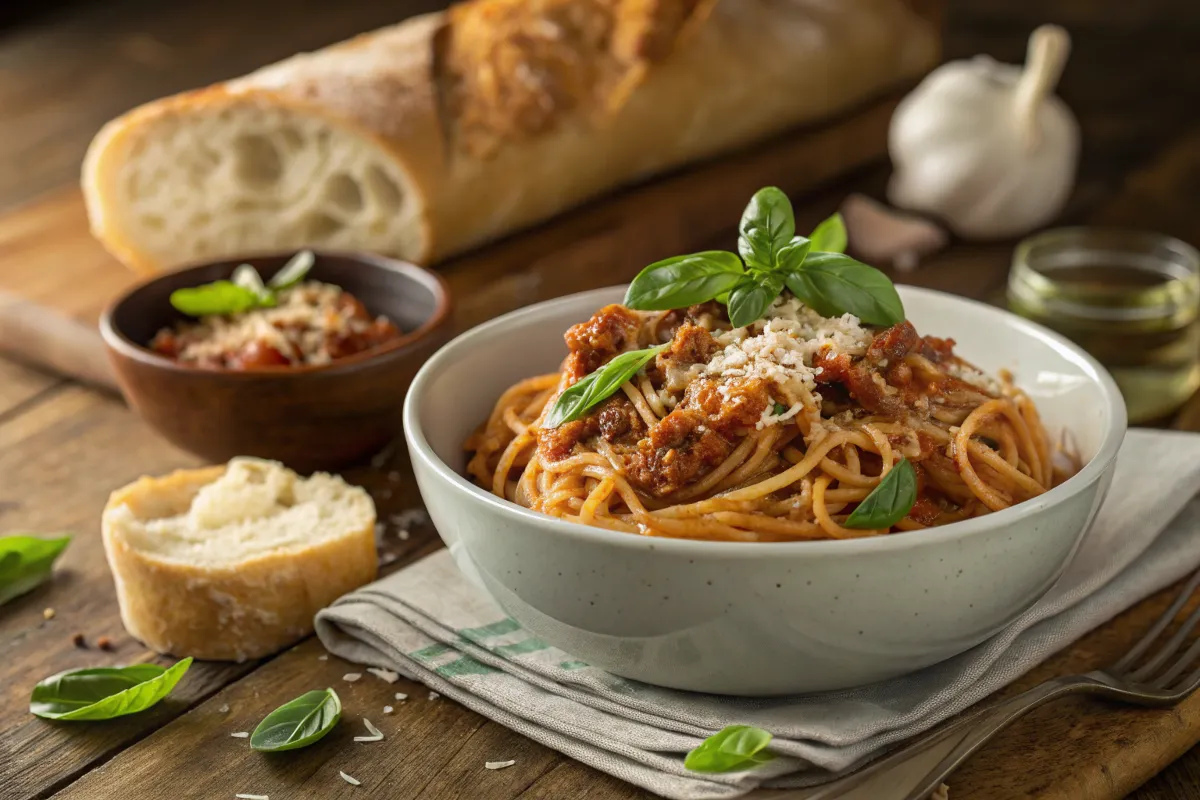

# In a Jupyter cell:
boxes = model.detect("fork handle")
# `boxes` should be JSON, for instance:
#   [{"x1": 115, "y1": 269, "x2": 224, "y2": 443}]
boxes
[{"x1": 902, "y1": 675, "x2": 1100, "y2": 800}]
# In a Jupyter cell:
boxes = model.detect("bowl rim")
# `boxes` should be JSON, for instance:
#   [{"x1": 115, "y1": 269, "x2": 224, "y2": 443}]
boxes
[
  {"x1": 403, "y1": 284, "x2": 1128, "y2": 556},
  {"x1": 99, "y1": 249, "x2": 452, "y2": 376}
]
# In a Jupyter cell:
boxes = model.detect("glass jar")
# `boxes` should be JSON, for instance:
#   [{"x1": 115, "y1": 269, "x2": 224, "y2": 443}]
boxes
[{"x1": 1007, "y1": 228, "x2": 1200, "y2": 423}]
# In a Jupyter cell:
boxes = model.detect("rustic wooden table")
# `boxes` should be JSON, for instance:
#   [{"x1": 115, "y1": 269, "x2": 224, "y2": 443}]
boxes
[{"x1": 2, "y1": 1, "x2": 1200, "y2": 799}]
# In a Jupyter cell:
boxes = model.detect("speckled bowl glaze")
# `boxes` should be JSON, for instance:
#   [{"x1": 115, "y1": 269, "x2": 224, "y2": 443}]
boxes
[{"x1": 404, "y1": 286, "x2": 1126, "y2": 696}]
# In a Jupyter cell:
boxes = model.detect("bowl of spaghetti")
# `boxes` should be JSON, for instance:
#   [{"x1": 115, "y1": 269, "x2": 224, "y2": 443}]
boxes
[{"x1": 404, "y1": 196, "x2": 1125, "y2": 695}]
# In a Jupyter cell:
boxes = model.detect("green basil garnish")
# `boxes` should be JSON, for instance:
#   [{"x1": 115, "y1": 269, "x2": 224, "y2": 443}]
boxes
[
  {"x1": 170, "y1": 281, "x2": 265, "y2": 317},
  {"x1": 727, "y1": 271, "x2": 784, "y2": 329},
  {"x1": 783, "y1": 252, "x2": 904, "y2": 326},
  {"x1": 0, "y1": 534, "x2": 71, "y2": 606},
  {"x1": 737, "y1": 187, "x2": 795, "y2": 270},
  {"x1": 30, "y1": 658, "x2": 192, "y2": 720},
  {"x1": 170, "y1": 251, "x2": 315, "y2": 317},
  {"x1": 685, "y1": 725, "x2": 775, "y2": 773},
  {"x1": 268, "y1": 250, "x2": 316, "y2": 291},
  {"x1": 543, "y1": 344, "x2": 667, "y2": 429},
  {"x1": 844, "y1": 458, "x2": 918, "y2": 529},
  {"x1": 624, "y1": 188, "x2": 903, "y2": 329},
  {"x1": 624, "y1": 252, "x2": 744, "y2": 310},
  {"x1": 772, "y1": 402, "x2": 788, "y2": 416},
  {"x1": 808, "y1": 212, "x2": 848, "y2": 255},
  {"x1": 250, "y1": 688, "x2": 341, "y2": 752}
]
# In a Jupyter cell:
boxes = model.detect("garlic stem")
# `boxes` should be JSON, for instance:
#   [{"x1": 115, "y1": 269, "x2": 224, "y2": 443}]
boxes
[{"x1": 1013, "y1": 25, "x2": 1071, "y2": 151}]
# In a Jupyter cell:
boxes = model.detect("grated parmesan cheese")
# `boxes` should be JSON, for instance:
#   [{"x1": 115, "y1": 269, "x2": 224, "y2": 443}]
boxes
[
  {"x1": 366, "y1": 667, "x2": 400, "y2": 684},
  {"x1": 705, "y1": 296, "x2": 871, "y2": 430},
  {"x1": 943, "y1": 361, "x2": 1002, "y2": 395},
  {"x1": 339, "y1": 771, "x2": 361, "y2": 786}
]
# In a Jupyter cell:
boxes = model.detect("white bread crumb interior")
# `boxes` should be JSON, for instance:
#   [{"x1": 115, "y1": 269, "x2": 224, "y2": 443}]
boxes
[{"x1": 102, "y1": 457, "x2": 378, "y2": 661}]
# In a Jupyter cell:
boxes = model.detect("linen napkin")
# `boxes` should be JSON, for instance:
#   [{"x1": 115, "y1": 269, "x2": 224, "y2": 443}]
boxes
[{"x1": 315, "y1": 429, "x2": 1200, "y2": 800}]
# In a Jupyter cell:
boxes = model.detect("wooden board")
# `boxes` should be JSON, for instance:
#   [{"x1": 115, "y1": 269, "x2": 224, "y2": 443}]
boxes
[{"x1": 2, "y1": 135, "x2": 1200, "y2": 800}]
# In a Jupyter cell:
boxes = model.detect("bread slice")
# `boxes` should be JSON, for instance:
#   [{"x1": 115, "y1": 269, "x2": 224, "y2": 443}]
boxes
[
  {"x1": 101, "y1": 457, "x2": 378, "y2": 661},
  {"x1": 82, "y1": 1, "x2": 939, "y2": 274}
]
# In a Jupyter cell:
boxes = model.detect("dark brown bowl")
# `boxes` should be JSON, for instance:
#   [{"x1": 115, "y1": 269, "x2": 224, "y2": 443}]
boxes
[{"x1": 100, "y1": 251, "x2": 451, "y2": 473}]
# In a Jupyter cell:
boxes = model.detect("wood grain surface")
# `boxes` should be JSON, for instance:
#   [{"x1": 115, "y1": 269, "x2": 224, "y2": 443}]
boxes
[{"x1": 1, "y1": 1, "x2": 1199, "y2": 799}]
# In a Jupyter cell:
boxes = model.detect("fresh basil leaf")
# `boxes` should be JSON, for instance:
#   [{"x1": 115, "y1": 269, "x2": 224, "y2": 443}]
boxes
[
  {"x1": 624, "y1": 252, "x2": 744, "y2": 310},
  {"x1": 30, "y1": 658, "x2": 192, "y2": 720},
  {"x1": 775, "y1": 236, "x2": 811, "y2": 274},
  {"x1": 251, "y1": 688, "x2": 341, "y2": 752},
  {"x1": 268, "y1": 250, "x2": 316, "y2": 291},
  {"x1": 845, "y1": 458, "x2": 918, "y2": 530},
  {"x1": 809, "y1": 212, "x2": 848, "y2": 254},
  {"x1": 784, "y1": 252, "x2": 905, "y2": 326},
  {"x1": 737, "y1": 187, "x2": 796, "y2": 270},
  {"x1": 544, "y1": 344, "x2": 667, "y2": 428},
  {"x1": 685, "y1": 725, "x2": 775, "y2": 773},
  {"x1": 170, "y1": 281, "x2": 267, "y2": 317},
  {"x1": 726, "y1": 271, "x2": 784, "y2": 328},
  {"x1": 772, "y1": 402, "x2": 788, "y2": 416},
  {"x1": 0, "y1": 534, "x2": 71, "y2": 606}
]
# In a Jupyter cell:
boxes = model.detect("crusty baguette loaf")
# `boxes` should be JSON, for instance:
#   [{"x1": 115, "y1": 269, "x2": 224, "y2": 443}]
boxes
[
  {"x1": 82, "y1": 0, "x2": 938, "y2": 274},
  {"x1": 101, "y1": 457, "x2": 377, "y2": 661}
]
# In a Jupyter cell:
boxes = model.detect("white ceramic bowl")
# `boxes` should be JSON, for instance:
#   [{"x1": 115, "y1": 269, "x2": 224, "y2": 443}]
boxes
[{"x1": 403, "y1": 286, "x2": 1126, "y2": 696}]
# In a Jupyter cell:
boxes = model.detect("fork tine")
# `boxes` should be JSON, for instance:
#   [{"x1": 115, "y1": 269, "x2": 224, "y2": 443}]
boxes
[
  {"x1": 1148, "y1": 633, "x2": 1200, "y2": 690},
  {"x1": 1111, "y1": 568, "x2": 1200, "y2": 675},
  {"x1": 1128, "y1": 598, "x2": 1200, "y2": 683}
]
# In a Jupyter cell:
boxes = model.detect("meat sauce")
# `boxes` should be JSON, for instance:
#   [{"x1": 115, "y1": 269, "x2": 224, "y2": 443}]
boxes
[
  {"x1": 538, "y1": 306, "x2": 990, "y2": 507},
  {"x1": 150, "y1": 282, "x2": 402, "y2": 369}
]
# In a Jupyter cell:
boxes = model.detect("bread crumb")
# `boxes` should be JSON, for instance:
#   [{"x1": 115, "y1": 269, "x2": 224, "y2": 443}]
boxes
[
  {"x1": 97, "y1": 636, "x2": 115, "y2": 651},
  {"x1": 339, "y1": 771, "x2": 361, "y2": 786},
  {"x1": 383, "y1": 705, "x2": 394, "y2": 714},
  {"x1": 366, "y1": 667, "x2": 399, "y2": 684},
  {"x1": 71, "y1": 633, "x2": 86, "y2": 648},
  {"x1": 344, "y1": 673, "x2": 362, "y2": 682},
  {"x1": 230, "y1": 731, "x2": 250, "y2": 738},
  {"x1": 485, "y1": 760, "x2": 516, "y2": 770},
  {"x1": 42, "y1": 608, "x2": 56, "y2": 620}
]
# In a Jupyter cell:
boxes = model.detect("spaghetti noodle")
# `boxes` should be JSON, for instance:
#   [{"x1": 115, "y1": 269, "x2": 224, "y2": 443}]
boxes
[{"x1": 466, "y1": 296, "x2": 1077, "y2": 541}]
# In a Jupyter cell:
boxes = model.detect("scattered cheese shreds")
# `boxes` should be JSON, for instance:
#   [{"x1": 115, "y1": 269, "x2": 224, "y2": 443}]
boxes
[
  {"x1": 317, "y1": 654, "x2": 328, "y2": 661},
  {"x1": 353, "y1": 718, "x2": 385, "y2": 743},
  {"x1": 395, "y1": 692, "x2": 408, "y2": 701},
  {"x1": 383, "y1": 705, "x2": 394, "y2": 714},
  {"x1": 218, "y1": 704, "x2": 230, "y2": 713},
  {"x1": 428, "y1": 691, "x2": 440, "y2": 701},
  {"x1": 230, "y1": 732, "x2": 250, "y2": 739},
  {"x1": 367, "y1": 667, "x2": 400, "y2": 684},
  {"x1": 340, "y1": 771, "x2": 361, "y2": 786},
  {"x1": 343, "y1": 672, "x2": 362, "y2": 682},
  {"x1": 235, "y1": 794, "x2": 269, "y2": 800},
  {"x1": 486, "y1": 760, "x2": 516, "y2": 770}
]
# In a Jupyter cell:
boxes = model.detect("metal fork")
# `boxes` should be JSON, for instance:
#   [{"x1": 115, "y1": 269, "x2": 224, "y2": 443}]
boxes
[{"x1": 807, "y1": 568, "x2": 1200, "y2": 800}]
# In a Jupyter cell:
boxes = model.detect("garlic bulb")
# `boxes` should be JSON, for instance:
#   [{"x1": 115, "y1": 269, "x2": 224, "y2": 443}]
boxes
[{"x1": 887, "y1": 25, "x2": 1080, "y2": 240}]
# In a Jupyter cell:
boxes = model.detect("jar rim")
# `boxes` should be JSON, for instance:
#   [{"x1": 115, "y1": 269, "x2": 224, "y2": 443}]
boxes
[{"x1": 1009, "y1": 226, "x2": 1200, "y2": 324}]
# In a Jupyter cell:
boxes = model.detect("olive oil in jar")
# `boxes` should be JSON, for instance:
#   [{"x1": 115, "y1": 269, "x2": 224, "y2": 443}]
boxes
[{"x1": 1007, "y1": 228, "x2": 1200, "y2": 423}]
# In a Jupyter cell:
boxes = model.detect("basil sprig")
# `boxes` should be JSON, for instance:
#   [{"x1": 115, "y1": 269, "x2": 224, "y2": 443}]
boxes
[
  {"x1": 30, "y1": 658, "x2": 193, "y2": 720},
  {"x1": 685, "y1": 725, "x2": 775, "y2": 773},
  {"x1": 625, "y1": 188, "x2": 903, "y2": 327},
  {"x1": 0, "y1": 534, "x2": 71, "y2": 606},
  {"x1": 543, "y1": 344, "x2": 667, "y2": 429},
  {"x1": 170, "y1": 250, "x2": 315, "y2": 317},
  {"x1": 844, "y1": 457, "x2": 918, "y2": 530},
  {"x1": 250, "y1": 688, "x2": 341, "y2": 752}
]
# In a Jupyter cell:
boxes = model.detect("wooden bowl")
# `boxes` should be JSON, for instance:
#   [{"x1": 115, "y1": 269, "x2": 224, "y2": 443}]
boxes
[{"x1": 100, "y1": 252, "x2": 451, "y2": 472}]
